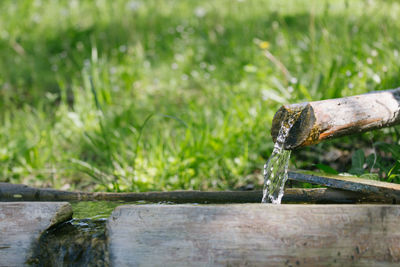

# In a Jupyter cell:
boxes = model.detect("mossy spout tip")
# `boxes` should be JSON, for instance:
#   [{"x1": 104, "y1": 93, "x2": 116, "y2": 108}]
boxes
[{"x1": 271, "y1": 103, "x2": 316, "y2": 150}]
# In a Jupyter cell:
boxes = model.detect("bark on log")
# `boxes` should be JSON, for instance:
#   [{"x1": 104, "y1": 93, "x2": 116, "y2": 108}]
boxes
[
  {"x1": 0, "y1": 182, "x2": 391, "y2": 204},
  {"x1": 289, "y1": 170, "x2": 400, "y2": 203},
  {"x1": 271, "y1": 87, "x2": 400, "y2": 149},
  {"x1": 107, "y1": 204, "x2": 400, "y2": 266}
]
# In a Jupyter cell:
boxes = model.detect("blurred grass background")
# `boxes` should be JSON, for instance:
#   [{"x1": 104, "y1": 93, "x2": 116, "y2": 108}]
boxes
[{"x1": 0, "y1": 0, "x2": 400, "y2": 191}]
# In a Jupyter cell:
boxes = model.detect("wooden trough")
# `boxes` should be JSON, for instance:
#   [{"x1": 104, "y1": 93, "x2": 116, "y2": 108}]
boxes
[
  {"x1": 1, "y1": 171, "x2": 400, "y2": 266},
  {"x1": 107, "y1": 204, "x2": 400, "y2": 266}
]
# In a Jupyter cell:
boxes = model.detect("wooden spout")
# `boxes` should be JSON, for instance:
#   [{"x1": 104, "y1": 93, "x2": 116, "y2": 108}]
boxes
[{"x1": 271, "y1": 87, "x2": 400, "y2": 149}]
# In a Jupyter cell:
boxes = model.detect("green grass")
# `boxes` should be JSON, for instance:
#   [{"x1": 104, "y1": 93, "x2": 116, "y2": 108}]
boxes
[{"x1": 1, "y1": 0, "x2": 400, "y2": 191}]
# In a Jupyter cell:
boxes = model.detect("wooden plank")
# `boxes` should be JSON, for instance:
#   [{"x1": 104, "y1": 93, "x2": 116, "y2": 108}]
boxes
[
  {"x1": 107, "y1": 204, "x2": 400, "y2": 267},
  {"x1": 0, "y1": 202, "x2": 72, "y2": 266},
  {"x1": 271, "y1": 87, "x2": 400, "y2": 149},
  {"x1": 289, "y1": 171, "x2": 400, "y2": 202},
  {"x1": 0, "y1": 182, "x2": 392, "y2": 203}
]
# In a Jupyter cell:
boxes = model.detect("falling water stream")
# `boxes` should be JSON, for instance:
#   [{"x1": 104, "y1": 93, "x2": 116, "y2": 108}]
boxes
[{"x1": 262, "y1": 113, "x2": 299, "y2": 204}]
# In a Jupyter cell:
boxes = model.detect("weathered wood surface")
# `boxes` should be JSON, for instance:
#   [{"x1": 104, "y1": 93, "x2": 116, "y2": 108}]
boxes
[
  {"x1": 271, "y1": 87, "x2": 400, "y2": 149},
  {"x1": 0, "y1": 182, "x2": 392, "y2": 203},
  {"x1": 107, "y1": 204, "x2": 400, "y2": 267},
  {"x1": 0, "y1": 202, "x2": 72, "y2": 266},
  {"x1": 289, "y1": 171, "x2": 400, "y2": 203}
]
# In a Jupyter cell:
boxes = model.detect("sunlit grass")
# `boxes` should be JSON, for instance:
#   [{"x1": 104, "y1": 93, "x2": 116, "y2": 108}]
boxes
[{"x1": 0, "y1": 0, "x2": 400, "y2": 191}]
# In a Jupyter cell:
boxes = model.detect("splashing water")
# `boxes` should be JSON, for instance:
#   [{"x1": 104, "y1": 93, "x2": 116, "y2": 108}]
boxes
[{"x1": 262, "y1": 114, "x2": 298, "y2": 204}]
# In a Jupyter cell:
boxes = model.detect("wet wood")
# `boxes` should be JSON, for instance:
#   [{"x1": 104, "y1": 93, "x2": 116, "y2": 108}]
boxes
[
  {"x1": 107, "y1": 204, "x2": 400, "y2": 266},
  {"x1": 0, "y1": 182, "x2": 391, "y2": 204},
  {"x1": 0, "y1": 202, "x2": 72, "y2": 266},
  {"x1": 271, "y1": 87, "x2": 400, "y2": 149},
  {"x1": 289, "y1": 171, "x2": 400, "y2": 203}
]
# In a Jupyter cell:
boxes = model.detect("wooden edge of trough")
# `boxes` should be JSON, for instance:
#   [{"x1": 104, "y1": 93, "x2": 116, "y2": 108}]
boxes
[
  {"x1": 0, "y1": 180, "x2": 394, "y2": 204},
  {"x1": 0, "y1": 202, "x2": 73, "y2": 266},
  {"x1": 288, "y1": 170, "x2": 400, "y2": 203}
]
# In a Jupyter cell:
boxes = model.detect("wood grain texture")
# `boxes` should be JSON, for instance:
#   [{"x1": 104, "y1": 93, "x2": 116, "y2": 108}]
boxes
[
  {"x1": 107, "y1": 204, "x2": 400, "y2": 267},
  {"x1": 271, "y1": 88, "x2": 400, "y2": 149},
  {"x1": 0, "y1": 202, "x2": 72, "y2": 266}
]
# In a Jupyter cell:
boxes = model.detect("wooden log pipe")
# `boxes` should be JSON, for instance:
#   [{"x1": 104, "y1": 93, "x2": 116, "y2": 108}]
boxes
[{"x1": 271, "y1": 87, "x2": 400, "y2": 149}]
